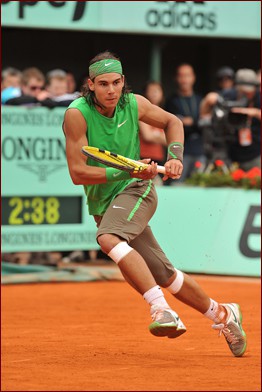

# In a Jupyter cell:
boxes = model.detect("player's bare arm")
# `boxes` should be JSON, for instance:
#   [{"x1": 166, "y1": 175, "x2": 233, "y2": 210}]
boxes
[
  {"x1": 64, "y1": 108, "x2": 109, "y2": 185},
  {"x1": 64, "y1": 108, "x2": 158, "y2": 184},
  {"x1": 136, "y1": 94, "x2": 184, "y2": 180}
]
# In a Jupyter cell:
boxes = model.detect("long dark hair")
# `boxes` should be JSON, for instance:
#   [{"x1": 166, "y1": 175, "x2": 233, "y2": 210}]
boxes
[{"x1": 81, "y1": 50, "x2": 131, "y2": 110}]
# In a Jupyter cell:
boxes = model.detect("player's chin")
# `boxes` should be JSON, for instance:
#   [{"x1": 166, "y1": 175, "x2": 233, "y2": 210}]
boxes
[{"x1": 105, "y1": 98, "x2": 118, "y2": 106}]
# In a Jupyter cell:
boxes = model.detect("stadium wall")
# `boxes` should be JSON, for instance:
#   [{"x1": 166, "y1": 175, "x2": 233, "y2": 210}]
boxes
[{"x1": 2, "y1": 107, "x2": 260, "y2": 277}]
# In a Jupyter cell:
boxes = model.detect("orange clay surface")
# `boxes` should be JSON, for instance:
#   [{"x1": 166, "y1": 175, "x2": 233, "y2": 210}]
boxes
[{"x1": 1, "y1": 274, "x2": 261, "y2": 391}]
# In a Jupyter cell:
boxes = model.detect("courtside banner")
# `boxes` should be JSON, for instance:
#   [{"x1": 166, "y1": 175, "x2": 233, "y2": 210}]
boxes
[
  {"x1": 2, "y1": 1, "x2": 260, "y2": 39},
  {"x1": 1, "y1": 106, "x2": 99, "y2": 253},
  {"x1": 2, "y1": 107, "x2": 260, "y2": 276},
  {"x1": 151, "y1": 187, "x2": 261, "y2": 277}
]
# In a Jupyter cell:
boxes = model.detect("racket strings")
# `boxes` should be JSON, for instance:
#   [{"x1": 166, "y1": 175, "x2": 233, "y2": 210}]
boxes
[
  {"x1": 108, "y1": 153, "x2": 143, "y2": 172},
  {"x1": 82, "y1": 147, "x2": 146, "y2": 173}
]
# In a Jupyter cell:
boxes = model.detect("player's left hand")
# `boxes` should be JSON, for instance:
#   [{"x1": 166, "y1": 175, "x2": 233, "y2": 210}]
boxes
[{"x1": 163, "y1": 159, "x2": 183, "y2": 181}]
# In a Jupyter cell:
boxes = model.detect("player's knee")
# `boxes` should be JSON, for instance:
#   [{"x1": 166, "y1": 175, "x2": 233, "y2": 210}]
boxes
[
  {"x1": 108, "y1": 242, "x2": 133, "y2": 264},
  {"x1": 97, "y1": 234, "x2": 119, "y2": 254},
  {"x1": 165, "y1": 269, "x2": 184, "y2": 294}
]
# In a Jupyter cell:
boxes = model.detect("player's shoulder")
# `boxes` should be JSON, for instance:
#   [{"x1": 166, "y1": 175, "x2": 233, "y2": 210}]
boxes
[
  {"x1": 134, "y1": 94, "x2": 151, "y2": 109},
  {"x1": 68, "y1": 96, "x2": 87, "y2": 109}
]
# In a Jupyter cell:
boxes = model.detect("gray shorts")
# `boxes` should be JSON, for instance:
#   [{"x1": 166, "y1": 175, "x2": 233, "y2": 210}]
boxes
[{"x1": 95, "y1": 180, "x2": 175, "y2": 286}]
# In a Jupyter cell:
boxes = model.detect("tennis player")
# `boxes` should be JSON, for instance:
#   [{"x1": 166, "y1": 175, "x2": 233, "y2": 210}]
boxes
[{"x1": 63, "y1": 51, "x2": 246, "y2": 356}]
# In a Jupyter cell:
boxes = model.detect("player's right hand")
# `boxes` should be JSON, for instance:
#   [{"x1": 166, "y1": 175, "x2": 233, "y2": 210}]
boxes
[{"x1": 130, "y1": 159, "x2": 158, "y2": 180}]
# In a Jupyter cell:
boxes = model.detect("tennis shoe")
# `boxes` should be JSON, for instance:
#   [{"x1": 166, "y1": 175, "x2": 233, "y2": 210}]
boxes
[
  {"x1": 212, "y1": 303, "x2": 247, "y2": 357},
  {"x1": 149, "y1": 304, "x2": 186, "y2": 339}
]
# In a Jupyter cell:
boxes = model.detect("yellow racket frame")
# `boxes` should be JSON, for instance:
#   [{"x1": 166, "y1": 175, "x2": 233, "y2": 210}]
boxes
[{"x1": 82, "y1": 146, "x2": 166, "y2": 174}]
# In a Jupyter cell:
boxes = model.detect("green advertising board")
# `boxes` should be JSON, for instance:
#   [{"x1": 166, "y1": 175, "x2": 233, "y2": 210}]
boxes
[
  {"x1": 2, "y1": 1, "x2": 261, "y2": 39},
  {"x1": 1, "y1": 107, "x2": 261, "y2": 276},
  {"x1": 151, "y1": 187, "x2": 260, "y2": 277},
  {"x1": 2, "y1": 106, "x2": 99, "y2": 252}
]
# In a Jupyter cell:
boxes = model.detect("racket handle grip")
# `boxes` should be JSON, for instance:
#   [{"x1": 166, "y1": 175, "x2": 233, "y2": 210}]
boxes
[{"x1": 156, "y1": 165, "x2": 166, "y2": 174}]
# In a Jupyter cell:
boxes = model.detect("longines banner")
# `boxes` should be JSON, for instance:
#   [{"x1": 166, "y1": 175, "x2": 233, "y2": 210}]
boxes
[
  {"x1": 2, "y1": 106, "x2": 99, "y2": 252},
  {"x1": 2, "y1": 1, "x2": 260, "y2": 39},
  {"x1": 1, "y1": 107, "x2": 261, "y2": 276}
]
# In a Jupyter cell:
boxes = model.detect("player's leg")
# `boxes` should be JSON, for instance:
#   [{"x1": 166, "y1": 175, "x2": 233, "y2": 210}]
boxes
[
  {"x1": 130, "y1": 225, "x2": 211, "y2": 313},
  {"x1": 167, "y1": 272, "x2": 247, "y2": 356},
  {"x1": 96, "y1": 180, "x2": 186, "y2": 338},
  {"x1": 98, "y1": 233, "x2": 157, "y2": 294},
  {"x1": 131, "y1": 226, "x2": 247, "y2": 355}
]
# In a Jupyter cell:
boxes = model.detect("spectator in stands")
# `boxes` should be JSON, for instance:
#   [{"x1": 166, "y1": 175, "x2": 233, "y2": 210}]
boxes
[
  {"x1": 1, "y1": 67, "x2": 22, "y2": 104},
  {"x1": 4, "y1": 67, "x2": 48, "y2": 106},
  {"x1": 65, "y1": 70, "x2": 77, "y2": 94},
  {"x1": 215, "y1": 66, "x2": 235, "y2": 93},
  {"x1": 139, "y1": 81, "x2": 166, "y2": 186},
  {"x1": 6, "y1": 67, "x2": 79, "y2": 108},
  {"x1": 1, "y1": 67, "x2": 22, "y2": 90},
  {"x1": 165, "y1": 63, "x2": 205, "y2": 182},
  {"x1": 46, "y1": 69, "x2": 79, "y2": 101},
  {"x1": 200, "y1": 68, "x2": 261, "y2": 171}
]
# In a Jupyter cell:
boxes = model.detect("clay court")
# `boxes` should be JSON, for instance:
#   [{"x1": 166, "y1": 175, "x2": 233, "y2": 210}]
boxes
[{"x1": 1, "y1": 274, "x2": 261, "y2": 391}]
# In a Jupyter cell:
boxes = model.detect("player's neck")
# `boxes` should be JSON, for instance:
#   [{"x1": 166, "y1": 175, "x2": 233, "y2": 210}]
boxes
[{"x1": 95, "y1": 104, "x2": 115, "y2": 118}]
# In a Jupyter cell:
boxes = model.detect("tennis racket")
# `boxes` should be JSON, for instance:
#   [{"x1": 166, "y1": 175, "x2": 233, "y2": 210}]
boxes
[{"x1": 82, "y1": 146, "x2": 166, "y2": 174}]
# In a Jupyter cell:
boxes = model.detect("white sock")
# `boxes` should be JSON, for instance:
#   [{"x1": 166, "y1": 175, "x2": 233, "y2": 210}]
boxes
[
  {"x1": 204, "y1": 299, "x2": 227, "y2": 323},
  {"x1": 143, "y1": 285, "x2": 170, "y2": 308}
]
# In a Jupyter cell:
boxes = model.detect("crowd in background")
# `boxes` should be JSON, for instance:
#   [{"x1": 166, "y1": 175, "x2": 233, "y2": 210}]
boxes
[
  {"x1": 2, "y1": 64, "x2": 261, "y2": 183},
  {"x1": 2, "y1": 64, "x2": 261, "y2": 265},
  {"x1": 1, "y1": 67, "x2": 81, "y2": 107}
]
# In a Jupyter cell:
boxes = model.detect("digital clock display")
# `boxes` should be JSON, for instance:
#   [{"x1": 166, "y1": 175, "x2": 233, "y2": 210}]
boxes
[{"x1": 2, "y1": 196, "x2": 82, "y2": 225}]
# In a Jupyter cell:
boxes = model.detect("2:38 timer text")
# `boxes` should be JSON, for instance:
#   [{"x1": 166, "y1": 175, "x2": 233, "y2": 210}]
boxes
[
  {"x1": 2, "y1": 196, "x2": 82, "y2": 225},
  {"x1": 8, "y1": 197, "x2": 59, "y2": 225}
]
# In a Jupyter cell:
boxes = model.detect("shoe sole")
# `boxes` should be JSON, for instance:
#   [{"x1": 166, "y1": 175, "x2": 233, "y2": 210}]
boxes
[{"x1": 149, "y1": 322, "x2": 186, "y2": 339}]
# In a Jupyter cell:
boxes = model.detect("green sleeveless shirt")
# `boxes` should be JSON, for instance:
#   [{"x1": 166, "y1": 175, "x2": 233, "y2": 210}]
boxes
[{"x1": 67, "y1": 93, "x2": 140, "y2": 215}]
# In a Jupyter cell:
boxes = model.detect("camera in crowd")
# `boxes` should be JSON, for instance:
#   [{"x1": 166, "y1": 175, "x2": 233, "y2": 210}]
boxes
[
  {"x1": 212, "y1": 95, "x2": 248, "y2": 132},
  {"x1": 199, "y1": 95, "x2": 248, "y2": 161}
]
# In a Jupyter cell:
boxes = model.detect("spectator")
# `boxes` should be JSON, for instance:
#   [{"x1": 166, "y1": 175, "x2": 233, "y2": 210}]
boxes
[
  {"x1": 200, "y1": 68, "x2": 261, "y2": 171},
  {"x1": 1, "y1": 67, "x2": 22, "y2": 104},
  {"x1": 5, "y1": 67, "x2": 79, "y2": 108},
  {"x1": 45, "y1": 69, "x2": 79, "y2": 103},
  {"x1": 5, "y1": 67, "x2": 47, "y2": 106},
  {"x1": 165, "y1": 63, "x2": 205, "y2": 182},
  {"x1": 65, "y1": 70, "x2": 78, "y2": 94},
  {"x1": 139, "y1": 81, "x2": 166, "y2": 186},
  {"x1": 1, "y1": 67, "x2": 22, "y2": 90},
  {"x1": 215, "y1": 66, "x2": 235, "y2": 93}
]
